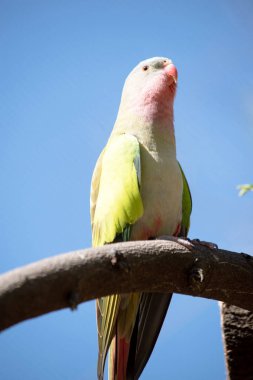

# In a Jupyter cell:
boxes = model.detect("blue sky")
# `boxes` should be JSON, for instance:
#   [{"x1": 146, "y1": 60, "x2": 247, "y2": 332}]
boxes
[{"x1": 1, "y1": 1, "x2": 253, "y2": 379}]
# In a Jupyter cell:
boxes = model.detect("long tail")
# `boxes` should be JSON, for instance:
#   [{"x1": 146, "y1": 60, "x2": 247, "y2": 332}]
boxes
[
  {"x1": 128, "y1": 293, "x2": 172, "y2": 379},
  {"x1": 108, "y1": 293, "x2": 172, "y2": 380},
  {"x1": 108, "y1": 324, "x2": 131, "y2": 380},
  {"x1": 108, "y1": 293, "x2": 140, "y2": 380}
]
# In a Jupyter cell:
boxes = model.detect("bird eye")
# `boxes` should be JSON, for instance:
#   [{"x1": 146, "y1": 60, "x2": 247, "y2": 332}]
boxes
[{"x1": 142, "y1": 65, "x2": 149, "y2": 71}]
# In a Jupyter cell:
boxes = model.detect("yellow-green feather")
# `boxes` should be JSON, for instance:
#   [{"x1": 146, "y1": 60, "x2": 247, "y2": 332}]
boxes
[
  {"x1": 90, "y1": 133, "x2": 144, "y2": 379},
  {"x1": 92, "y1": 134, "x2": 143, "y2": 247},
  {"x1": 178, "y1": 162, "x2": 192, "y2": 235}
]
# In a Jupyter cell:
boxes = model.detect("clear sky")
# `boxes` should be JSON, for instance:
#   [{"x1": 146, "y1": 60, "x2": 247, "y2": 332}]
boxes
[{"x1": 1, "y1": 1, "x2": 253, "y2": 379}]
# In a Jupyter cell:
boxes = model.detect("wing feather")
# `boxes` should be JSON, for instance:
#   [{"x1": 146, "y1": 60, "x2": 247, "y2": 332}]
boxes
[
  {"x1": 91, "y1": 134, "x2": 143, "y2": 247},
  {"x1": 90, "y1": 134, "x2": 143, "y2": 379},
  {"x1": 178, "y1": 162, "x2": 192, "y2": 236}
]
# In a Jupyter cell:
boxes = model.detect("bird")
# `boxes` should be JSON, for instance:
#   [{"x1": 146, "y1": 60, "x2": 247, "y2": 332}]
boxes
[{"x1": 90, "y1": 56, "x2": 192, "y2": 380}]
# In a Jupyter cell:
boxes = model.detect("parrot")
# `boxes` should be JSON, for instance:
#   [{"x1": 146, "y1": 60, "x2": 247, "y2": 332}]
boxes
[{"x1": 90, "y1": 56, "x2": 192, "y2": 380}]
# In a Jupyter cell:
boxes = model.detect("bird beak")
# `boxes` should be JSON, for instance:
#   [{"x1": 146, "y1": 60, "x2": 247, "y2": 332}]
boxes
[{"x1": 164, "y1": 63, "x2": 178, "y2": 84}]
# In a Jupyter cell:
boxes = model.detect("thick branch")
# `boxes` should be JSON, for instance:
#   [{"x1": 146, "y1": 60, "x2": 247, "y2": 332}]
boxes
[
  {"x1": 221, "y1": 303, "x2": 253, "y2": 380},
  {"x1": 1, "y1": 240, "x2": 253, "y2": 331}
]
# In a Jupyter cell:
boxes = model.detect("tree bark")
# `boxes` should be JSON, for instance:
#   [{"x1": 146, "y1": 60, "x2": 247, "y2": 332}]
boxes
[
  {"x1": 0, "y1": 239, "x2": 253, "y2": 332},
  {"x1": 221, "y1": 303, "x2": 253, "y2": 380}
]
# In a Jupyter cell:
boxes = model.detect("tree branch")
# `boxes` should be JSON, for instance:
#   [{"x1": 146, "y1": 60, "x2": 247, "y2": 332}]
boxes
[
  {"x1": 221, "y1": 303, "x2": 253, "y2": 380},
  {"x1": 1, "y1": 239, "x2": 253, "y2": 332}
]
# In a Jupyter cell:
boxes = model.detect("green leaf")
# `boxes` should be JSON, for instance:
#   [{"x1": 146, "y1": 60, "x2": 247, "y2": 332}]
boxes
[{"x1": 237, "y1": 184, "x2": 253, "y2": 197}]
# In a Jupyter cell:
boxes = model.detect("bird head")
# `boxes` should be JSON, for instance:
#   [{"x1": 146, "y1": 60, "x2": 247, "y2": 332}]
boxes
[{"x1": 118, "y1": 57, "x2": 178, "y2": 124}]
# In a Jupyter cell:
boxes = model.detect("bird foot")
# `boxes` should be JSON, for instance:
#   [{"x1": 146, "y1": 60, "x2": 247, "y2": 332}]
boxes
[
  {"x1": 157, "y1": 235, "x2": 194, "y2": 250},
  {"x1": 190, "y1": 239, "x2": 218, "y2": 250},
  {"x1": 157, "y1": 236, "x2": 218, "y2": 250}
]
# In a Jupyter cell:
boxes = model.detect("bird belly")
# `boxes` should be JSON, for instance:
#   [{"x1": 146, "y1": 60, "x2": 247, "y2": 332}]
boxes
[{"x1": 131, "y1": 146, "x2": 183, "y2": 240}]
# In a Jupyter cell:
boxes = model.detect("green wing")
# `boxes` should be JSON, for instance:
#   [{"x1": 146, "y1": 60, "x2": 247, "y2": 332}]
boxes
[
  {"x1": 90, "y1": 133, "x2": 143, "y2": 379},
  {"x1": 178, "y1": 161, "x2": 192, "y2": 237},
  {"x1": 91, "y1": 134, "x2": 143, "y2": 247}
]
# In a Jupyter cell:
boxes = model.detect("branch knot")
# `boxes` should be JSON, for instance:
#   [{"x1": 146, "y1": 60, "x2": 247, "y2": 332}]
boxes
[
  {"x1": 110, "y1": 249, "x2": 130, "y2": 273},
  {"x1": 189, "y1": 258, "x2": 206, "y2": 291}
]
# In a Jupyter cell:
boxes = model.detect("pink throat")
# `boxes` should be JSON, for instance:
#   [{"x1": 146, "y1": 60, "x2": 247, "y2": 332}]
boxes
[
  {"x1": 138, "y1": 93, "x2": 174, "y2": 124},
  {"x1": 132, "y1": 79, "x2": 176, "y2": 126}
]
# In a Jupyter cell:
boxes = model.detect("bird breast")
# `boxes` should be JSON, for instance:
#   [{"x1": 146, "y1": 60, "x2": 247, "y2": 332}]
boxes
[{"x1": 131, "y1": 143, "x2": 183, "y2": 240}]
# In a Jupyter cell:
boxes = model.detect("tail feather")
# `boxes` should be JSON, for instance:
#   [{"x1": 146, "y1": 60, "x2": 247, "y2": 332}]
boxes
[
  {"x1": 117, "y1": 337, "x2": 130, "y2": 380},
  {"x1": 108, "y1": 324, "x2": 130, "y2": 380},
  {"x1": 97, "y1": 352, "x2": 105, "y2": 380},
  {"x1": 127, "y1": 293, "x2": 172, "y2": 379},
  {"x1": 108, "y1": 336, "x2": 116, "y2": 380},
  {"x1": 107, "y1": 294, "x2": 172, "y2": 379}
]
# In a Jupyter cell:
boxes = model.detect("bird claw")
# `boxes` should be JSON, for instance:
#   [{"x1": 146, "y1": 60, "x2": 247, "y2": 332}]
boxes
[
  {"x1": 157, "y1": 235, "x2": 194, "y2": 250},
  {"x1": 190, "y1": 239, "x2": 218, "y2": 250},
  {"x1": 157, "y1": 236, "x2": 218, "y2": 250}
]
